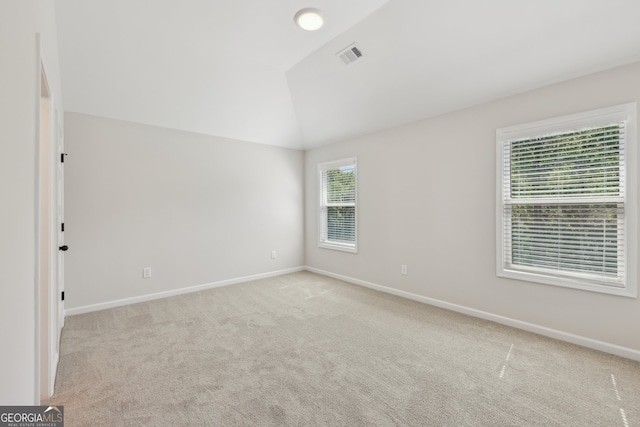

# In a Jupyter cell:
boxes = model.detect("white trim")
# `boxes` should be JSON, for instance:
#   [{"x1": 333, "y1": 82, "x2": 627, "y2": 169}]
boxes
[
  {"x1": 64, "y1": 267, "x2": 304, "y2": 316},
  {"x1": 63, "y1": 263, "x2": 640, "y2": 361},
  {"x1": 318, "y1": 242, "x2": 358, "y2": 253},
  {"x1": 317, "y1": 157, "x2": 358, "y2": 253},
  {"x1": 51, "y1": 352, "x2": 59, "y2": 396},
  {"x1": 34, "y1": 34, "x2": 42, "y2": 405},
  {"x1": 36, "y1": 35, "x2": 61, "y2": 402},
  {"x1": 496, "y1": 102, "x2": 637, "y2": 141},
  {"x1": 496, "y1": 102, "x2": 638, "y2": 298},
  {"x1": 317, "y1": 157, "x2": 356, "y2": 171},
  {"x1": 304, "y1": 266, "x2": 640, "y2": 362},
  {"x1": 624, "y1": 102, "x2": 638, "y2": 298}
]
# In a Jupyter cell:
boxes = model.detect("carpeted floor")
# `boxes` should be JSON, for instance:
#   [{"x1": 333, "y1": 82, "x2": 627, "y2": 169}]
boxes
[{"x1": 46, "y1": 271, "x2": 640, "y2": 426}]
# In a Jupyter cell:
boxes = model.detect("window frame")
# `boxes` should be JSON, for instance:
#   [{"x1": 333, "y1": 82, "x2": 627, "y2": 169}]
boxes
[
  {"x1": 496, "y1": 103, "x2": 637, "y2": 298},
  {"x1": 318, "y1": 157, "x2": 358, "y2": 253}
]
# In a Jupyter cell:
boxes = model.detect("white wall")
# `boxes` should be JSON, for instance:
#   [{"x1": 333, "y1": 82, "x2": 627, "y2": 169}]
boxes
[
  {"x1": 305, "y1": 61, "x2": 640, "y2": 354},
  {"x1": 64, "y1": 113, "x2": 304, "y2": 310},
  {"x1": 0, "y1": 1, "x2": 63, "y2": 405}
]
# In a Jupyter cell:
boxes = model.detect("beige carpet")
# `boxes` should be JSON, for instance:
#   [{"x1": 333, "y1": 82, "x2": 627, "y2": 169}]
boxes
[{"x1": 47, "y1": 271, "x2": 640, "y2": 426}]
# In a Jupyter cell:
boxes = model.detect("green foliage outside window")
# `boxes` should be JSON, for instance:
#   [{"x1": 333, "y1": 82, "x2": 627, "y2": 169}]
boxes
[
  {"x1": 509, "y1": 125, "x2": 621, "y2": 276},
  {"x1": 326, "y1": 166, "x2": 356, "y2": 243}
]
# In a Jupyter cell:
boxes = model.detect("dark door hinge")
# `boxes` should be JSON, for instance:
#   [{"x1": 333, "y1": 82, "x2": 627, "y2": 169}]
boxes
[
  {"x1": 61, "y1": 223, "x2": 65, "y2": 232},
  {"x1": 61, "y1": 291, "x2": 65, "y2": 301},
  {"x1": 61, "y1": 153, "x2": 67, "y2": 163}
]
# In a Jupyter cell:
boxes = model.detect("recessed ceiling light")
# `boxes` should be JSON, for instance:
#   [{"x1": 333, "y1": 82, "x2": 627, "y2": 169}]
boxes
[{"x1": 294, "y1": 8, "x2": 324, "y2": 31}]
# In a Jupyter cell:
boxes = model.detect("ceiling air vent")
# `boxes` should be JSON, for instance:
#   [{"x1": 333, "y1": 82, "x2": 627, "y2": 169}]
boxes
[{"x1": 336, "y1": 43, "x2": 364, "y2": 66}]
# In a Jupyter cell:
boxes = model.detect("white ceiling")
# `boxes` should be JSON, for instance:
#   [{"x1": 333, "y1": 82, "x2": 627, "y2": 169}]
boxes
[{"x1": 55, "y1": 0, "x2": 640, "y2": 150}]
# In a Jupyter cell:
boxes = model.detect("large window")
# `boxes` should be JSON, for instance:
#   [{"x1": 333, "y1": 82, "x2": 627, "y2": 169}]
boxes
[
  {"x1": 497, "y1": 103, "x2": 637, "y2": 297},
  {"x1": 318, "y1": 158, "x2": 357, "y2": 253}
]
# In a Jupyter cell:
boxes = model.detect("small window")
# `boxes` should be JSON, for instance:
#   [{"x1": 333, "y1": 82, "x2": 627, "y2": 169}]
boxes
[
  {"x1": 318, "y1": 158, "x2": 357, "y2": 253},
  {"x1": 497, "y1": 103, "x2": 637, "y2": 297}
]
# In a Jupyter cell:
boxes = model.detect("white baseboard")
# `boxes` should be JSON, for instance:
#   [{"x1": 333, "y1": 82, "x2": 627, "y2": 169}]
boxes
[
  {"x1": 65, "y1": 266, "x2": 305, "y2": 316},
  {"x1": 47, "y1": 351, "x2": 59, "y2": 400},
  {"x1": 305, "y1": 266, "x2": 640, "y2": 362}
]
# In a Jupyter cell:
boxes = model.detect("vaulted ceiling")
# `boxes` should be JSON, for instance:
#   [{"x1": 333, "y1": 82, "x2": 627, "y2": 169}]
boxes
[{"x1": 55, "y1": 0, "x2": 640, "y2": 150}]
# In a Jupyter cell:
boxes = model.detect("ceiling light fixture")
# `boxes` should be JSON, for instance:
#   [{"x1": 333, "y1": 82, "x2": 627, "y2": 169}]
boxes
[{"x1": 294, "y1": 8, "x2": 324, "y2": 31}]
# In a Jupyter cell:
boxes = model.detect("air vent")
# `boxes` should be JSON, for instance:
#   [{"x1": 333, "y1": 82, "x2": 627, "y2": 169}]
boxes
[{"x1": 336, "y1": 43, "x2": 364, "y2": 66}]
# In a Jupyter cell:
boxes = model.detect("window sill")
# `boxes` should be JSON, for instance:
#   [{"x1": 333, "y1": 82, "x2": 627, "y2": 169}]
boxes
[
  {"x1": 497, "y1": 268, "x2": 637, "y2": 298},
  {"x1": 319, "y1": 242, "x2": 358, "y2": 253}
]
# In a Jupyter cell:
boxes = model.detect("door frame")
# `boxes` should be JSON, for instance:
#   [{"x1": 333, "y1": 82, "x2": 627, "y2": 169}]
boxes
[
  {"x1": 56, "y1": 111, "x2": 65, "y2": 333},
  {"x1": 35, "y1": 35, "x2": 63, "y2": 401}
]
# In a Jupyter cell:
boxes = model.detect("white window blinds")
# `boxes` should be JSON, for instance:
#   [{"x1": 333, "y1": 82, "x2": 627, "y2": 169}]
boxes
[
  {"x1": 318, "y1": 158, "x2": 357, "y2": 252},
  {"x1": 497, "y1": 103, "x2": 637, "y2": 297}
]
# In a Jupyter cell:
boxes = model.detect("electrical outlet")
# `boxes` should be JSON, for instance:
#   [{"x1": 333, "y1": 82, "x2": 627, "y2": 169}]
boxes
[
  {"x1": 401, "y1": 265, "x2": 408, "y2": 275},
  {"x1": 143, "y1": 267, "x2": 152, "y2": 278},
  {"x1": 271, "y1": 251, "x2": 277, "y2": 259}
]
